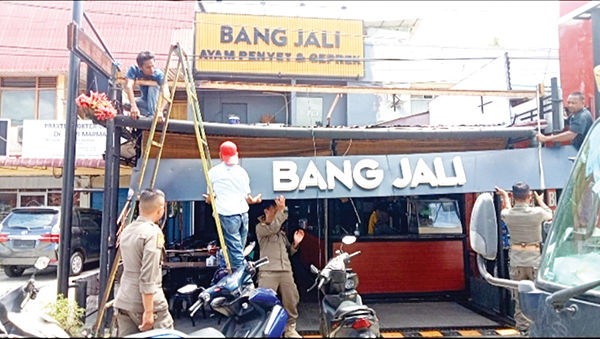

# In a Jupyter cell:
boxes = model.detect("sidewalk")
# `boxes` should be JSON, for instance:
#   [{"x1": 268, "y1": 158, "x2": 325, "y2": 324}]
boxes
[
  {"x1": 171, "y1": 300, "x2": 505, "y2": 335},
  {"x1": 82, "y1": 299, "x2": 522, "y2": 337}
]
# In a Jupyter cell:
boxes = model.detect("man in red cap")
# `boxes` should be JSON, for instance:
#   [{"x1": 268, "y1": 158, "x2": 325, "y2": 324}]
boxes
[{"x1": 203, "y1": 141, "x2": 262, "y2": 271}]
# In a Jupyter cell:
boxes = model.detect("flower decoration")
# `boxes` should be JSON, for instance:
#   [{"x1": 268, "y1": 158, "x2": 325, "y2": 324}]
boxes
[{"x1": 75, "y1": 91, "x2": 117, "y2": 121}]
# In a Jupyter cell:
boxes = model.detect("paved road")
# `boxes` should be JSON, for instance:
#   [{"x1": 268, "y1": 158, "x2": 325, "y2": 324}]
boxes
[{"x1": 0, "y1": 264, "x2": 99, "y2": 310}]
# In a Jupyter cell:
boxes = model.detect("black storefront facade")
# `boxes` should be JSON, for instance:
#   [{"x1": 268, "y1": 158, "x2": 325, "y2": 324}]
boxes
[
  {"x1": 101, "y1": 10, "x2": 576, "y2": 325},
  {"x1": 111, "y1": 117, "x2": 576, "y2": 322}
]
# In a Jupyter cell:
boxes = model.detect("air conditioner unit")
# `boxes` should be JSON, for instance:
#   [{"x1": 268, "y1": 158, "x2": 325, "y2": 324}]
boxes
[
  {"x1": 0, "y1": 119, "x2": 9, "y2": 156},
  {"x1": 17, "y1": 126, "x2": 23, "y2": 144}
]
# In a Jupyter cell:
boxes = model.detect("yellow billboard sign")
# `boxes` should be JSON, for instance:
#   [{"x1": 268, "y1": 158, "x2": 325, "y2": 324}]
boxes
[{"x1": 194, "y1": 13, "x2": 364, "y2": 78}]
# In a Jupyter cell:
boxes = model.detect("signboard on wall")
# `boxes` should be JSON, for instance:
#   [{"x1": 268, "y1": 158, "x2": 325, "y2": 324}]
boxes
[
  {"x1": 22, "y1": 120, "x2": 106, "y2": 159},
  {"x1": 296, "y1": 97, "x2": 323, "y2": 126},
  {"x1": 132, "y1": 147, "x2": 577, "y2": 201},
  {"x1": 194, "y1": 13, "x2": 364, "y2": 77}
]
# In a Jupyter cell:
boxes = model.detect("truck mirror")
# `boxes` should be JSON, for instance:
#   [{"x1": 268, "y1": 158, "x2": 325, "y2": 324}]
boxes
[{"x1": 469, "y1": 193, "x2": 498, "y2": 260}]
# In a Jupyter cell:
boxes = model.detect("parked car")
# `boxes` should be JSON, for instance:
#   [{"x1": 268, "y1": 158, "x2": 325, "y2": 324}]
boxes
[{"x1": 0, "y1": 206, "x2": 102, "y2": 277}]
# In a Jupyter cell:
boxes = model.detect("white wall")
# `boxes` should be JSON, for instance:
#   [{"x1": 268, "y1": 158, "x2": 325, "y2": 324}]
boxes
[{"x1": 428, "y1": 54, "x2": 512, "y2": 126}]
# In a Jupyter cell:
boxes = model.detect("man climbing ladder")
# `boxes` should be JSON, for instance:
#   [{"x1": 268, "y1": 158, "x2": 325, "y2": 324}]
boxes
[
  {"x1": 94, "y1": 43, "x2": 233, "y2": 336},
  {"x1": 204, "y1": 140, "x2": 263, "y2": 272}
]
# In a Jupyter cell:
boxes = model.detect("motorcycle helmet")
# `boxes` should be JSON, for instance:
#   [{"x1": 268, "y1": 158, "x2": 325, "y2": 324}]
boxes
[
  {"x1": 211, "y1": 267, "x2": 229, "y2": 286},
  {"x1": 207, "y1": 240, "x2": 219, "y2": 256}
]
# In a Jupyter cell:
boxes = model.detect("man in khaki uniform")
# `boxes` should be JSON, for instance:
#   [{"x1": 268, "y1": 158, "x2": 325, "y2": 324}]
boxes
[
  {"x1": 114, "y1": 188, "x2": 174, "y2": 336},
  {"x1": 256, "y1": 195, "x2": 304, "y2": 338},
  {"x1": 496, "y1": 183, "x2": 552, "y2": 336}
]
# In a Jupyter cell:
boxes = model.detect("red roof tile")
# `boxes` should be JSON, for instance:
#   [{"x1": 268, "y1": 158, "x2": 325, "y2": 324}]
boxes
[
  {"x1": 0, "y1": 157, "x2": 105, "y2": 169},
  {"x1": 0, "y1": 1, "x2": 195, "y2": 73}
]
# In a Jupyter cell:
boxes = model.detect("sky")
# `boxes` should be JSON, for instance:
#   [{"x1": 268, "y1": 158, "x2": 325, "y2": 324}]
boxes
[{"x1": 202, "y1": 1, "x2": 561, "y2": 49}]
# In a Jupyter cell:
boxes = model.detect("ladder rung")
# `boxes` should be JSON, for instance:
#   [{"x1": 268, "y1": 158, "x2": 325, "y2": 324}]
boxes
[
  {"x1": 151, "y1": 140, "x2": 163, "y2": 148},
  {"x1": 163, "y1": 96, "x2": 173, "y2": 104},
  {"x1": 106, "y1": 300, "x2": 114, "y2": 309},
  {"x1": 187, "y1": 91, "x2": 198, "y2": 101}
]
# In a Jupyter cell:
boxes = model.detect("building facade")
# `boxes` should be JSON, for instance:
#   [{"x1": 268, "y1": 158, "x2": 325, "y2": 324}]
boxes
[{"x1": 0, "y1": 1, "x2": 195, "y2": 219}]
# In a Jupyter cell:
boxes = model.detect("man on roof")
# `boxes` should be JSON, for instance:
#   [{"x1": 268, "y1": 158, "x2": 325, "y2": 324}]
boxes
[
  {"x1": 125, "y1": 51, "x2": 170, "y2": 121},
  {"x1": 536, "y1": 91, "x2": 593, "y2": 150}
]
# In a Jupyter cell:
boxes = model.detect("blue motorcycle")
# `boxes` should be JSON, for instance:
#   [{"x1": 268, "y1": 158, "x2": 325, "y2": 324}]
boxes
[{"x1": 127, "y1": 257, "x2": 288, "y2": 338}]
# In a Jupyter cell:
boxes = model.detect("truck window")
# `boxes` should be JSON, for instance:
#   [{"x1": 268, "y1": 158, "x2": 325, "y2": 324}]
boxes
[{"x1": 539, "y1": 121, "x2": 600, "y2": 291}]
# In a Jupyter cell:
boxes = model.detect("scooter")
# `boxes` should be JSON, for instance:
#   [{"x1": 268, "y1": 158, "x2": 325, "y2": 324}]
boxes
[
  {"x1": 127, "y1": 257, "x2": 287, "y2": 338},
  {"x1": 308, "y1": 236, "x2": 381, "y2": 338},
  {"x1": 0, "y1": 257, "x2": 69, "y2": 338}
]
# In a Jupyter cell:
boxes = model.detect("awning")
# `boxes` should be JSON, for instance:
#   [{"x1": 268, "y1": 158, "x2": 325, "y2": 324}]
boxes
[
  {"x1": 0, "y1": 157, "x2": 105, "y2": 168},
  {"x1": 0, "y1": 157, "x2": 132, "y2": 177},
  {"x1": 113, "y1": 116, "x2": 538, "y2": 159}
]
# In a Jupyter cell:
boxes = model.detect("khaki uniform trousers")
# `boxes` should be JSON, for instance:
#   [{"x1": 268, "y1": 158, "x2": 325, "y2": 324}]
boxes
[
  {"x1": 259, "y1": 271, "x2": 300, "y2": 326},
  {"x1": 509, "y1": 266, "x2": 537, "y2": 331},
  {"x1": 115, "y1": 308, "x2": 174, "y2": 337}
]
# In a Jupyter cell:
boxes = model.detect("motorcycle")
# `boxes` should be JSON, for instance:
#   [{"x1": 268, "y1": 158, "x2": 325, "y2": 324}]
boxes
[
  {"x1": 0, "y1": 257, "x2": 69, "y2": 338},
  {"x1": 127, "y1": 257, "x2": 288, "y2": 338},
  {"x1": 308, "y1": 235, "x2": 381, "y2": 338},
  {"x1": 125, "y1": 327, "x2": 224, "y2": 338}
]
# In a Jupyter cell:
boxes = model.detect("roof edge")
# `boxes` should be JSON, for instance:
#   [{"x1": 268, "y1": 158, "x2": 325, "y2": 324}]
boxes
[{"x1": 113, "y1": 116, "x2": 536, "y2": 140}]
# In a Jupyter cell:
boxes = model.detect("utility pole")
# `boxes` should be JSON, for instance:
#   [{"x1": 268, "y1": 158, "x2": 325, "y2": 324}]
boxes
[
  {"x1": 58, "y1": 0, "x2": 83, "y2": 298},
  {"x1": 99, "y1": 63, "x2": 120, "y2": 332}
]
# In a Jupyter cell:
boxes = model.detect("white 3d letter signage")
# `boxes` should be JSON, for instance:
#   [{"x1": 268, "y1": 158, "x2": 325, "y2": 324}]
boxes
[{"x1": 273, "y1": 156, "x2": 466, "y2": 192}]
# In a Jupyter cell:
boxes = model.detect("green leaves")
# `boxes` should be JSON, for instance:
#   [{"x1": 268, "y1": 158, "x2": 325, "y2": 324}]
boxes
[{"x1": 43, "y1": 294, "x2": 86, "y2": 337}]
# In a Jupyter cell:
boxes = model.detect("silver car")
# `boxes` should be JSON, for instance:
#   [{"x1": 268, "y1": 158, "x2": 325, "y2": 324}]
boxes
[{"x1": 0, "y1": 207, "x2": 102, "y2": 277}]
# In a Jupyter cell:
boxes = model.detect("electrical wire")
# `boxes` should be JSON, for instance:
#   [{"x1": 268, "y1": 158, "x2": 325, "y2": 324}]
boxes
[
  {"x1": 339, "y1": 137, "x2": 363, "y2": 228},
  {"x1": 2, "y1": 1, "x2": 560, "y2": 47},
  {"x1": 0, "y1": 47, "x2": 559, "y2": 63},
  {"x1": 342, "y1": 139, "x2": 352, "y2": 156},
  {"x1": 0, "y1": 42, "x2": 558, "y2": 61}
]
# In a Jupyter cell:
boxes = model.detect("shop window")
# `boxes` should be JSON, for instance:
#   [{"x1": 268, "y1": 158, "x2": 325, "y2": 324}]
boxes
[
  {"x1": 39, "y1": 90, "x2": 57, "y2": 120},
  {"x1": 46, "y1": 192, "x2": 80, "y2": 207},
  {"x1": 222, "y1": 103, "x2": 247, "y2": 123},
  {"x1": 408, "y1": 199, "x2": 462, "y2": 235},
  {"x1": 0, "y1": 77, "x2": 57, "y2": 125},
  {"x1": 0, "y1": 192, "x2": 17, "y2": 220},
  {"x1": 48, "y1": 192, "x2": 62, "y2": 206},
  {"x1": 19, "y1": 193, "x2": 46, "y2": 207},
  {"x1": 1, "y1": 91, "x2": 35, "y2": 125}
]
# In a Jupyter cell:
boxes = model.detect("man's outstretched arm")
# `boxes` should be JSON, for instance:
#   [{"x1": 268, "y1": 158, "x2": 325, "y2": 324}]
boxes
[
  {"x1": 125, "y1": 78, "x2": 140, "y2": 119},
  {"x1": 536, "y1": 131, "x2": 577, "y2": 144}
]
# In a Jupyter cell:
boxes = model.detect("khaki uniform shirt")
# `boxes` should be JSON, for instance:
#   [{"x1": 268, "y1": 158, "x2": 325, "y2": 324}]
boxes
[
  {"x1": 501, "y1": 202, "x2": 553, "y2": 267},
  {"x1": 114, "y1": 216, "x2": 168, "y2": 313},
  {"x1": 256, "y1": 210, "x2": 298, "y2": 272}
]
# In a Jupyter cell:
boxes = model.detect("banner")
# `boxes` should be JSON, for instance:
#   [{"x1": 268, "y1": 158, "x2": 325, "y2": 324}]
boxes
[
  {"x1": 132, "y1": 147, "x2": 577, "y2": 201},
  {"x1": 22, "y1": 120, "x2": 106, "y2": 159}
]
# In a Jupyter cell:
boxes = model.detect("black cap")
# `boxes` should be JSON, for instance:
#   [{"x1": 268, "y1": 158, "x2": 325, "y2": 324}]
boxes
[{"x1": 262, "y1": 200, "x2": 276, "y2": 210}]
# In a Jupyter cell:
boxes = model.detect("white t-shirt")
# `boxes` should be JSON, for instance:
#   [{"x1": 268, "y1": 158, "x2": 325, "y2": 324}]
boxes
[{"x1": 207, "y1": 162, "x2": 251, "y2": 216}]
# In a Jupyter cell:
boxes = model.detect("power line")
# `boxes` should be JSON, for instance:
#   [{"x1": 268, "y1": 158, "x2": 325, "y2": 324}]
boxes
[
  {"x1": 0, "y1": 44, "x2": 559, "y2": 62},
  {"x1": 1, "y1": 2, "x2": 560, "y2": 47}
]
